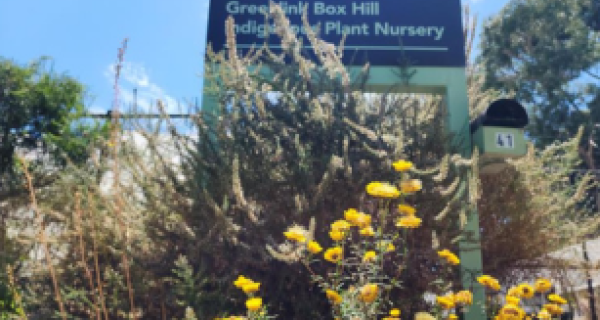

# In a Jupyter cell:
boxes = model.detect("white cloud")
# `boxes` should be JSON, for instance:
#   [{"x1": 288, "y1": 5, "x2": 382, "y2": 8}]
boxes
[{"x1": 104, "y1": 62, "x2": 179, "y2": 113}]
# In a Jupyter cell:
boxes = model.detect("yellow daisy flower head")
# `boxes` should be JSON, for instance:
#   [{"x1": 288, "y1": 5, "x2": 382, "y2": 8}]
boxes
[
  {"x1": 307, "y1": 241, "x2": 323, "y2": 254},
  {"x1": 283, "y1": 225, "x2": 306, "y2": 243},
  {"x1": 453, "y1": 290, "x2": 473, "y2": 306},
  {"x1": 437, "y1": 249, "x2": 460, "y2": 265},
  {"x1": 505, "y1": 296, "x2": 520, "y2": 306},
  {"x1": 234, "y1": 275, "x2": 253, "y2": 289},
  {"x1": 543, "y1": 303, "x2": 563, "y2": 315},
  {"x1": 325, "y1": 289, "x2": 342, "y2": 305},
  {"x1": 537, "y1": 308, "x2": 552, "y2": 320},
  {"x1": 354, "y1": 213, "x2": 372, "y2": 228},
  {"x1": 547, "y1": 294, "x2": 567, "y2": 305},
  {"x1": 507, "y1": 286, "x2": 521, "y2": 298},
  {"x1": 344, "y1": 208, "x2": 360, "y2": 223},
  {"x1": 324, "y1": 247, "x2": 343, "y2": 263},
  {"x1": 477, "y1": 275, "x2": 501, "y2": 291},
  {"x1": 393, "y1": 159, "x2": 413, "y2": 172},
  {"x1": 359, "y1": 226, "x2": 375, "y2": 237},
  {"x1": 366, "y1": 182, "x2": 401, "y2": 198},
  {"x1": 245, "y1": 297, "x2": 262, "y2": 311},
  {"x1": 447, "y1": 315, "x2": 458, "y2": 320},
  {"x1": 396, "y1": 215, "x2": 422, "y2": 228},
  {"x1": 331, "y1": 219, "x2": 351, "y2": 232},
  {"x1": 329, "y1": 230, "x2": 345, "y2": 241},
  {"x1": 398, "y1": 204, "x2": 416, "y2": 215},
  {"x1": 517, "y1": 283, "x2": 534, "y2": 299},
  {"x1": 390, "y1": 308, "x2": 401, "y2": 317},
  {"x1": 534, "y1": 278, "x2": 552, "y2": 293},
  {"x1": 363, "y1": 251, "x2": 377, "y2": 263},
  {"x1": 400, "y1": 179, "x2": 422, "y2": 193},
  {"x1": 358, "y1": 284, "x2": 379, "y2": 303},
  {"x1": 242, "y1": 282, "x2": 260, "y2": 294},
  {"x1": 498, "y1": 304, "x2": 525, "y2": 319},
  {"x1": 436, "y1": 295, "x2": 455, "y2": 309}
]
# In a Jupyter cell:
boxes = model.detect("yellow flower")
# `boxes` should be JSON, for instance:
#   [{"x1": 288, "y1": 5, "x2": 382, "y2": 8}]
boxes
[
  {"x1": 437, "y1": 249, "x2": 460, "y2": 265},
  {"x1": 477, "y1": 275, "x2": 501, "y2": 291},
  {"x1": 366, "y1": 182, "x2": 401, "y2": 198},
  {"x1": 390, "y1": 308, "x2": 401, "y2": 317},
  {"x1": 354, "y1": 213, "x2": 372, "y2": 228},
  {"x1": 400, "y1": 179, "x2": 422, "y2": 193},
  {"x1": 329, "y1": 230, "x2": 345, "y2": 241},
  {"x1": 363, "y1": 251, "x2": 377, "y2": 263},
  {"x1": 307, "y1": 241, "x2": 323, "y2": 254},
  {"x1": 325, "y1": 289, "x2": 342, "y2": 304},
  {"x1": 517, "y1": 283, "x2": 534, "y2": 299},
  {"x1": 543, "y1": 303, "x2": 563, "y2": 315},
  {"x1": 393, "y1": 159, "x2": 413, "y2": 172},
  {"x1": 505, "y1": 296, "x2": 520, "y2": 306},
  {"x1": 358, "y1": 284, "x2": 379, "y2": 303},
  {"x1": 548, "y1": 294, "x2": 567, "y2": 305},
  {"x1": 507, "y1": 286, "x2": 521, "y2": 297},
  {"x1": 344, "y1": 209, "x2": 372, "y2": 228},
  {"x1": 436, "y1": 295, "x2": 455, "y2": 309},
  {"x1": 283, "y1": 226, "x2": 306, "y2": 243},
  {"x1": 242, "y1": 282, "x2": 260, "y2": 294},
  {"x1": 534, "y1": 278, "x2": 552, "y2": 293},
  {"x1": 359, "y1": 226, "x2": 375, "y2": 237},
  {"x1": 331, "y1": 219, "x2": 351, "y2": 232},
  {"x1": 537, "y1": 309, "x2": 552, "y2": 320},
  {"x1": 324, "y1": 247, "x2": 343, "y2": 263},
  {"x1": 234, "y1": 276, "x2": 253, "y2": 289},
  {"x1": 245, "y1": 297, "x2": 262, "y2": 311},
  {"x1": 396, "y1": 215, "x2": 422, "y2": 228},
  {"x1": 498, "y1": 304, "x2": 525, "y2": 319},
  {"x1": 447, "y1": 315, "x2": 458, "y2": 320},
  {"x1": 398, "y1": 204, "x2": 416, "y2": 215},
  {"x1": 453, "y1": 290, "x2": 472, "y2": 306}
]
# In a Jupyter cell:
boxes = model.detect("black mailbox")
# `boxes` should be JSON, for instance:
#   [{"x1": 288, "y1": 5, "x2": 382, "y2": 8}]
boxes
[{"x1": 470, "y1": 99, "x2": 529, "y2": 134}]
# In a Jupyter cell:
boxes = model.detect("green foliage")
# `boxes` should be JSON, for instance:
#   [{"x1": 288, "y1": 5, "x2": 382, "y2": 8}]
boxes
[
  {"x1": 480, "y1": 0, "x2": 600, "y2": 147},
  {"x1": 0, "y1": 57, "x2": 108, "y2": 174}
]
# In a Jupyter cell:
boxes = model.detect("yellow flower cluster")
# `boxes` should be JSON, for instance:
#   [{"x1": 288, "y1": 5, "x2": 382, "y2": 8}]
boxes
[
  {"x1": 233, "y1": 275, "x2": 263, "y2": 312},
  {"x1": 435, "y1": 290, "x2": 472, "y2": 311},
  {"x1": 490, "y1": 278, "x2": 566, "y2": 320},
  {"x1": 437, "y1": 249, "x2": 460, "y2": 265},
  {"x1": 396, "y1": 202, "x2": 422, "y2": 228}
]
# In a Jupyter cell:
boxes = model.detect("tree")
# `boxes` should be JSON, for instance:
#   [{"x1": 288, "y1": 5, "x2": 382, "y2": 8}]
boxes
[
  {"x1": 0, "y1": 57, "x2": 108, "y2": 176},
  {"x1": 480, "y1": 0, "x2": 600, "y2": 147}
]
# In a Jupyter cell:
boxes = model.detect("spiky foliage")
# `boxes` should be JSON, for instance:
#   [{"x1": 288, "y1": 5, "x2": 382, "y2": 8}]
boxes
[
  {"x1": 4, "y1": 4, "x2": 597, "y2": 320},
  {"x1": 193, "y1": 4, "x2": 482, "y2": 318}
]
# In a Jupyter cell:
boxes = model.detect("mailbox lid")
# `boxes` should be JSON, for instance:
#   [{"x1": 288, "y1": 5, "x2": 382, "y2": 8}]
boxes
[{"x1": 472, "y1": 126, "x2": 527, "y2": 158}]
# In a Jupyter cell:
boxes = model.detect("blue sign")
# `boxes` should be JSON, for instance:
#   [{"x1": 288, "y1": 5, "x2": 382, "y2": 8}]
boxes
[{"x1": 207, "y1": 0, "x2": 466, "y2": 67}]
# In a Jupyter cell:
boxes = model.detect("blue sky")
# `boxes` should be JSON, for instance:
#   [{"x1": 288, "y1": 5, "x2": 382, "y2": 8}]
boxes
[{"x1": 0, "y1": 0, "x2": 509, "y2": 114}]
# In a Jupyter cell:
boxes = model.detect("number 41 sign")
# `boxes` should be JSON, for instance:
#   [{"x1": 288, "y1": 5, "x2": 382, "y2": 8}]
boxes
[{"x1": 495, "y1": 132, "x2": 515, "y2": 149}]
